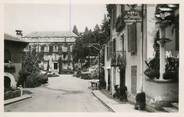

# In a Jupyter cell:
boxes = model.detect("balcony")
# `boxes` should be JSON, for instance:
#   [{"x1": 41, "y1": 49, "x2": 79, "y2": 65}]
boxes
[{"x1": 111, "y1": 51, "x2": 126, "y2": 68}]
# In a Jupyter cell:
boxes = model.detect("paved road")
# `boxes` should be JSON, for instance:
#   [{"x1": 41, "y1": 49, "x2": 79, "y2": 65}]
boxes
[{"x1": 4, "y1": 75, "x2": 110, "y2": 112}]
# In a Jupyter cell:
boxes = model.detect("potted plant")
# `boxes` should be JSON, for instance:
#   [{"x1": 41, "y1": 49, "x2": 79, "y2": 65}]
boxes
[
  {"x1": 163, "y1": 57, "x2": 179, "y2": 81},
  {"x1": 144, "y1": 55, "x2": 160, "y2": 80}
]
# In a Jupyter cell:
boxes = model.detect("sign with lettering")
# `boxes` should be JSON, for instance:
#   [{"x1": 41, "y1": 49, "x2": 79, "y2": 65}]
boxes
[{"x1": 124, "y1": 5, "x2": 142, "y2": 22}]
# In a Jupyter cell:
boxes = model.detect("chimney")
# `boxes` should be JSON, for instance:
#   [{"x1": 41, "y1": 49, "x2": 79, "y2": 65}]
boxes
[{"x1": 15, "y1": 30, "x2": 23, "y2": 38}]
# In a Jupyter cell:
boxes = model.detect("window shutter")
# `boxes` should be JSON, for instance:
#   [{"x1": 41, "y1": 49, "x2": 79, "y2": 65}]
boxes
[
  {"x1": 49, "y1": 46, "x2": 53, "y2": 53},
  {"x1": 109, "y1": 41, "x2": 113, "y2": 57},
  {"x1": 175, "y1": 28, "x2": 179, "y2": 51},
  {"x1": 131, "y1": 23, "x2": 137, "y2": 55},
  {"x1": 128, "y1": 23, "x2": 137, "y2": 55},
  {"x1": 128, "y1": 25, "x2": 131, "y2": 52}
]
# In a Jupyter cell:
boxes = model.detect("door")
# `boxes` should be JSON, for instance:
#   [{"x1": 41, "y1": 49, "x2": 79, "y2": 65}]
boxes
[
  {"x1": 120, "y1": 68, "x2": 125, "y2": 90},
  {"x1": 131, "y1": 65, "x2": 137, "y2": 95},
  {"x1": 107, "y1": 69, "x2": 111, "y2": 91},
  {"x1": 54, "y1": 63, "x2": 58, "y2": 70}
]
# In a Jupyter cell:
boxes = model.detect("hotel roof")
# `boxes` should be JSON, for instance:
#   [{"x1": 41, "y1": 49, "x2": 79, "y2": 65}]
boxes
[{"x1": 23, "y1": 31, "x2": 78, "y2": 38}]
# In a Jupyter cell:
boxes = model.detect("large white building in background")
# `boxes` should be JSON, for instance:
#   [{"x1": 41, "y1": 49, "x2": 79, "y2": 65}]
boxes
[{"x1": 22, "y1": 31, "x2": 78, "y2": 74}]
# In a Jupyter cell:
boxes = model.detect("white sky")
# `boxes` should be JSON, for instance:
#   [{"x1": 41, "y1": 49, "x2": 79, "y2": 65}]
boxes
[{"x1": 4, "y1": 4, "x2": 107, "y2": 36}]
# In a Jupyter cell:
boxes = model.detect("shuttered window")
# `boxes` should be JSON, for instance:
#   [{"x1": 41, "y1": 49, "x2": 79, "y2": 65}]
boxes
[
  {"x1": 49, "y1": 46, "x2": 53, "y2": 53},
  {"x1": 109, "y1": 41, "x2": 113, "y2": 58},
  {"x1": 128, "y1": 23, "x2": 137, "y2": 55}
]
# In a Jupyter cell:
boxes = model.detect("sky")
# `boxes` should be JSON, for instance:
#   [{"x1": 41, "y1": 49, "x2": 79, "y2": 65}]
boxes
[{"x1": 4, "y1": 4, "x2": 107, "y2": 36}]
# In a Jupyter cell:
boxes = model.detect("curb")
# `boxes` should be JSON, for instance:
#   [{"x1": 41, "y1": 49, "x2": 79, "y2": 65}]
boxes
[
  {"x1": 4, "y1": 94, "x2": 32, "y2": 105},
  {"x1": 92, "y1": 91, "x2": 115, "y2": 112}
]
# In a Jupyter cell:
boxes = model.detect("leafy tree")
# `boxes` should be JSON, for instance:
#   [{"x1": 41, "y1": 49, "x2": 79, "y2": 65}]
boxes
[
  {"x1": 72, "y1": 15, "x2": 110, "y2": 67},
  {"x1": 84, "y1": 27, "x2": 89, "y2": 35},
  {"x1": 94, "y1": 24, "x2": 100, "y2": 32},
  {"x1": 17, "y1": 47, "x2": 41, "y2": 87}
]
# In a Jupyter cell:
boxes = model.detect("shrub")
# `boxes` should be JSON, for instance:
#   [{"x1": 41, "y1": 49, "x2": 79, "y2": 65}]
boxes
[
  {"x1": 24, "y1": 72, "x2": 48, "y2": 88},
  {"x1": 163, "y1": 57, "x2": 179, "y2": 81},
  {"x1": 47, "y1": 73, "x2": 59, "y2": 77},
  {"x1": 135, "y1": 92, "x2": 146, "y2": 110},
  {"x1": 25, "y1": 72, "x2": 41, "y2": 88},
  {"x1": 144, "y1": 56, "x2": 179, "y2": 81},
  {"x1": 4, "y1": 89, "x2": 21, "y2": 100}
]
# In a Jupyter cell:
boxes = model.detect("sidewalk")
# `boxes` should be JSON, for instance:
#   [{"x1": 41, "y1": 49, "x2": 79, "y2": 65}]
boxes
[
  {"x1": 4, "y1": 94, "x2": 32, "y2": 105},
  {"x1": 92, "y1": 90, "x2": 147, "y2": 113}
]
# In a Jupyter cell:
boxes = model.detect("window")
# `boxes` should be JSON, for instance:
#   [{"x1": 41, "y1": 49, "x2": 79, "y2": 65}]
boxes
[
  {"x1": 113, "y1": 39, "x2": 116, "y2": 52},
  {"x1": 62, "y1": 46, "x2": 68, "y2": 52},
  {"x1": 36, "y1": 45, "x2": 41, "y2": 52},
  {"x1": 111, "y1": 6, "x2": 117, "y2": 29},
  {"x1": 49, "y1": 46, "x2": 53, "y2": 53},
  {"x1": 107, "y1": 41, "x2": 113, "y2": 60},
  {"x1": 69, "y1": 45, "x2": 73, "y2": 52},
  {"x1": 29, "y1": 45, "x2": 32, "y2": 51},
  {"x1": 4, "y1": 49, "x2": 11, "y2": 63},
  {"x1": 53, "y1": 45, "x2": 58, "y2": 52},
  {"x1": 41, "y1": 46, "x2": 44, "y2": 52},
  {"x1": 44, "y1": 45, "x2": 49, "y2": 52},
  {"x1": 128, "y1": 23, "x2": 137, "y2": 55},
  {"x1": 36, "y1": 45, "x2": 39, "y2": 52},
  {"x1": 54, "y1": 63, "x2": 58, "y2": 70}
]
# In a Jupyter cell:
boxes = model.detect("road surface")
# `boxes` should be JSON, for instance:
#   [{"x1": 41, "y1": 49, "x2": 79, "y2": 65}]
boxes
[{"x1": 4, "y1": 75, "x2": 110, "y2": 112}]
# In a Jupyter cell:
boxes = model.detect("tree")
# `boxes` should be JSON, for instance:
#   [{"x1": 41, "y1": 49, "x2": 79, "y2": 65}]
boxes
[
  {"x1": 72, "y1": 17, "x2": 110, "y2": 68},
  {"x1": 94, "y1": 24, "x2": 100, "y2": 32},
  {"x1": 84, "y1": 27, "x2": 89, "y2": 35},
  {"x1": 72, "y1": 25, "x2": 79, "y2": 36},
  {"x1": 17, "y1": 46, "x2": 42, "y2": 87}
]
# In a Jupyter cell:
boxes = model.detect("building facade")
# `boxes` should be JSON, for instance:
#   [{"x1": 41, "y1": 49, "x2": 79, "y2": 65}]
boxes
[
  {"x1": 104, "y1": 4, "x2": 179, "y2": 108},
  {"x1": 22, "y1": 31, "x2": 78, "y2": 74}
]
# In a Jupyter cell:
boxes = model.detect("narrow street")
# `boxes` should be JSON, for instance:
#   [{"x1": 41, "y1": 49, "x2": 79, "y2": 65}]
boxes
[{"x1": 4, "y1": 75, "x2": 111, "y2": 112}]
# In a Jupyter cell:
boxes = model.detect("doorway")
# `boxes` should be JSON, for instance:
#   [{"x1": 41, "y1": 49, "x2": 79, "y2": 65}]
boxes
[
  {"x1": 107, "y1": 69, "x2": 111, "y2": 91},
  {"x1": 120, "y1": 68, "x2": 125, "y2": 90}
]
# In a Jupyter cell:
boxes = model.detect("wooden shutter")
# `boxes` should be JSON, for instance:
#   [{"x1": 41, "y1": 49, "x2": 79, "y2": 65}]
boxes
[
  {"x1": 49, "y1": 45, "x2": 53, "y2": 53},
  {"x1": 128, "y1": 23, "x2": 137, "y2": 55},
  {"x1": 109, "y1": 41, "x2": 113, "y2": 57},
  {"x1": 175, "y1": 28, "x2": 179, "y2": 51}
]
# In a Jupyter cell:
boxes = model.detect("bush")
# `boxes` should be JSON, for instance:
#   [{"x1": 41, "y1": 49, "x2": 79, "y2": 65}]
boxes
[
  {"x1": 81, "y1": 73, "x2": 90, "y2": 79},
  {"x1": 163, "y1": 57, "x2": 179, "y2": 81},
  {"x1": 25, "y1": 72, "x2": 48, "y2": 88},
  {"x1": 47, "y1": 73, "x2": 59, "y2": 77},
  {"x1": 4, "y1": 89, "x2": 21, "y2": 100},
  {"x1": 144, "y1": 57, "x2": 179, "y2": 81},
  {"x1": 135, "y1": 92, "x2": 146, "y2": 110}
]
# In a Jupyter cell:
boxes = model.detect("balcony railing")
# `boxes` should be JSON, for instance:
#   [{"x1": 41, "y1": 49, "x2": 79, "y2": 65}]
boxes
[{"x1": 111, "y1": 51, "x2": 126, "y2": 68}]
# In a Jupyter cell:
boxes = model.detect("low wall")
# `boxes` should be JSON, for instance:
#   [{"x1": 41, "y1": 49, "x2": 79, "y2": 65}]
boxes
[{"x1": 145, "y1": 79, "x2": 178, "y2": 107}]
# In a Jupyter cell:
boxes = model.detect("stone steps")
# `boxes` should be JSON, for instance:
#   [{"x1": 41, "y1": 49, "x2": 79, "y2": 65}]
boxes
[
  {"x1": 162, "y1": 107, "x2": 178, "y2": 112},
  {"x1": 171, "y1": 102, "x2": 178, "y2": 109},
  {"x1": 162, "y1": 102, "x2": 178, "y2": 112}
]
